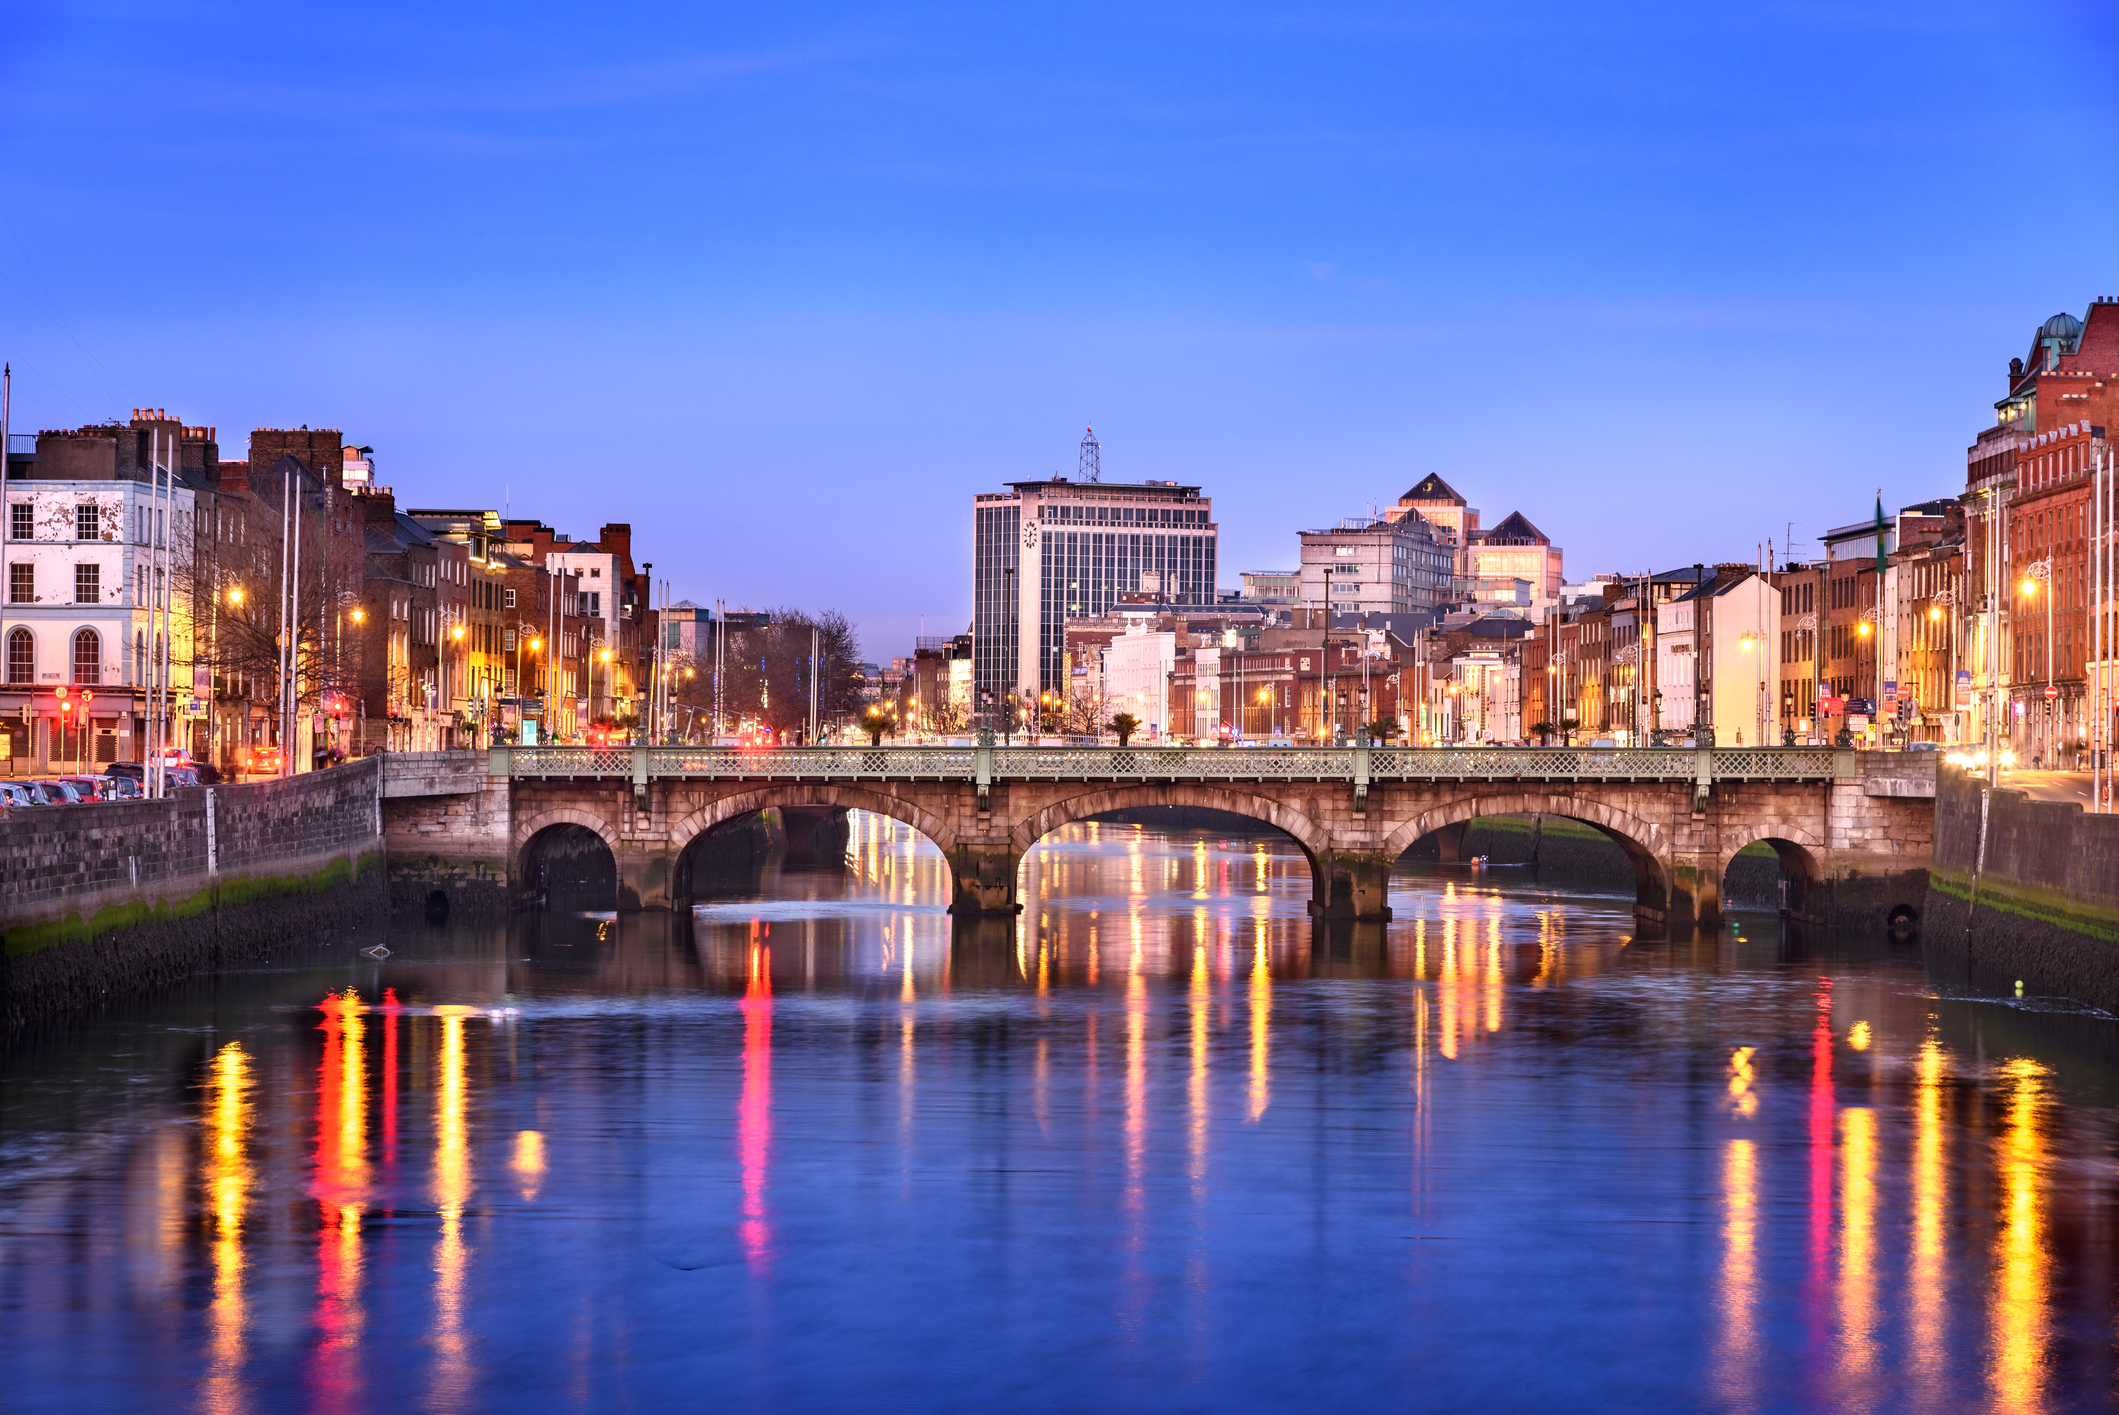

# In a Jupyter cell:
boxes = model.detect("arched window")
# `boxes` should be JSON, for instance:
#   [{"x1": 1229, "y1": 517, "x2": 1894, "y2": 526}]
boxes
[
  {"x1": 5, "y1": 628, "x2": 31, "y2": 685},
  {"x1": 72, "y1": 628, "x2": 101, "y2": 685}
]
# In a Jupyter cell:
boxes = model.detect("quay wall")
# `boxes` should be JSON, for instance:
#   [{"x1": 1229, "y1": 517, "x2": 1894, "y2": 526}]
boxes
[
  {"x1": 381, "y1": 752, "x2": 512, "y2": 916},
  {"x1": 1924, "y1": 767, "x2": 2119, "y2": 1010},
  {"x1": 1, "y1": 758, "x2": 385, "y2": 1029}
]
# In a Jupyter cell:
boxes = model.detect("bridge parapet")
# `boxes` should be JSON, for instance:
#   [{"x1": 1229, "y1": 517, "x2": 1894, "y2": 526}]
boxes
[{"x1": 487, "y1": 744, "x2": 1860, "y2": 784}]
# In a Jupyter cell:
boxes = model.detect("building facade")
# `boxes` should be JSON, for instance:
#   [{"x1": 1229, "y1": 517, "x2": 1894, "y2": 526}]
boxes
[
  {"x1": 973, "y1": 477, "x2": 1218, "y2": 707},
  {"x1": 2, "y1": 432, "x2": 198, "y2": 769},
  {"x1": 1297, "y1": 516, "x2": 1454, "y2": 618}
]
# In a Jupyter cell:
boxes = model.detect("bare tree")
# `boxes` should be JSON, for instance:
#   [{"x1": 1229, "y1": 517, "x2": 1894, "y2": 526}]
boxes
[{"x1": 699, "y1": 608, "x2": 861, "y2": 741}]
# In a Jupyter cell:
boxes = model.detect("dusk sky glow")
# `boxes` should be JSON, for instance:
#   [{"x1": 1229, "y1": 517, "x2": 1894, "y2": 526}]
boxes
[{"x1": 2, "y1": 1, "x2": 2115, "y2": 653}]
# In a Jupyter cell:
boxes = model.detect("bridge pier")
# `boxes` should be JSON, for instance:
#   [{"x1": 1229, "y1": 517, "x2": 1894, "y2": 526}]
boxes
[
  {"x1": 1314, "y1": 852, "x2": 1394, "y2": 921},
  {"x1": 616, "y1": 844, "x2": 679, "y2": 911},
  {"x1": 948, "y1": 845, "x2": 1023, "y2": 916},
  {"x1": 1668, "y1": 851, "x2": 1723, "y2": 934}
]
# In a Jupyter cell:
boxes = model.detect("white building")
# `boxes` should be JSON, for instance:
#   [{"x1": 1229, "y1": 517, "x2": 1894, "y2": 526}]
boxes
[
  {"x1": 1103, "y1": 623, "x2": 1176, "y2": 739},
  {"x1": 1655, "y1": 570, "x2": 1780, "y2": 745},
  {"x1": 3, "y1": 472, "x2": 195, "y2": 767}
]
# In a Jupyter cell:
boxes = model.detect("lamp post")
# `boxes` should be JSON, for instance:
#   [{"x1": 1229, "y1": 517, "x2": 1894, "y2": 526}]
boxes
[
  {"x1": 1854, "y1": 607, "x2": 1878, "y2": 748},
  {"x1": 2022, "y1": 557, "x2": 2054, "y2": 765},
  {"x1": 1928, "y1": 588, "x2": 1957, "y2": 745},
  {"x1": 1738, "y1": 628, "x2": 1761, "y2": 748},
  {"x1": 598, "y1": 645, "x2": 614, "y2": 740},
  {"x1": 449, "y1": 621, "x2": 466, "y2": 749},
  {"x1": 1792, "y1": 611, "x2": 1817, "y2": 742}
]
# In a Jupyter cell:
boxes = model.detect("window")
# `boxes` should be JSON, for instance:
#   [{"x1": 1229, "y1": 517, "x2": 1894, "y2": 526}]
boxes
[
  {"x1": 589, "y1": 567, "x2": 601, "y2": 579},
  {"x1": 72, "y1": 628, "x2": 100, "y2": 685},
  {"x1": 584, "y1": 591, "x2": 601, "y2": 616},
  {"x1": 504, "y1": 628, "x2": 516, "y2": 651},
  {"x1": 5, "y1": 628, "x2": 31, "y2": 684},
  {"x1": 75, "y1": 563, "x2": 99, "y2": 604},
  {"x1": 504, "y1": 588, "x2": 516, "y2": 609},
  {"x1": 9, "y1": 564, "x2": 31, "y2": 604},
  {"x1": 9, "y1": 503, "x2": 30, "y2": 541},
  {"x1": 76, "y1": 504, "x2": 99, "y2": 541}
]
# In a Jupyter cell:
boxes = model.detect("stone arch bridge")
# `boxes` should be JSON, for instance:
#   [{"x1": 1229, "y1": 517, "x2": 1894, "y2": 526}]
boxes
[{"x1": 380, "y1": 744, "x2": 1936, "y2": 932}]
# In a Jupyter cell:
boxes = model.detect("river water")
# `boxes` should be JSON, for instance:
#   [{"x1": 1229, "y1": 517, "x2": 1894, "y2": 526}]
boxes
[{"x1": 6, "y1": 813, "x2": 2119, "y2": 1412}]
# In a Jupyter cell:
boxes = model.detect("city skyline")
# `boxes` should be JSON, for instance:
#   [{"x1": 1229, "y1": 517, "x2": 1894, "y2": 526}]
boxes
[{"x1": 1, "y1": 3, "x2": 2114, "y2": 656}]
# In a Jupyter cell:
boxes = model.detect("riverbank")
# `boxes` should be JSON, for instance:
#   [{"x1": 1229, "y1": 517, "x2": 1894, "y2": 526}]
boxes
[
  {"x1": 1, "y1": 759, "x2": 385, "y2": 1031},
  {"x1": 1924, "y1": 765, "x2": 2119, "y2": 1010}
]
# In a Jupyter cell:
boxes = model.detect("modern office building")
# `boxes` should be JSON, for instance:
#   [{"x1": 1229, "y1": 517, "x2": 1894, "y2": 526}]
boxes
[
  {"x1": 1296, "y1": 515, "x2": 1454, "y2": 618},
  {"x1": 972, "y1": 477, "x2": 1217, "y2": 704},
  {"x1": 1471, "y1": 511, "x2": 1565, "y2": 602},
  {"x1": 1386, "y1": 473, "x2": 1479, "y2": 571}
]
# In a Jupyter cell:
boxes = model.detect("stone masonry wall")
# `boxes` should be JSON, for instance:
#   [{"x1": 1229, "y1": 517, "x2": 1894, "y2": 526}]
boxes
[
  {"x1": 1925, "y1": 766, "x2": 2119, "y2": 1010},
  {"x1": 381, "y1": 773, "x2": 513, "y2": 916},
  {"x1": 2, "y1": 758, "x2": 385, "y2": 1029}
]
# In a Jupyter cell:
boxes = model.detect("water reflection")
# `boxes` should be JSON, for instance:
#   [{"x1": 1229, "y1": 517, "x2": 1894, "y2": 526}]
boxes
[
  {"x1": 0, "y1": 810, "x2": 2113, "y2": 1411},
  {"x1": 201, "y1": 1042, "x2": 252, "y2": 1415},
  {"x1": 1991, "y1": 1058, "x2": 2049, "y2": 1414},
  {"x1": 1716, "y1": 1137, "x2": 1758, "y2": 1407},
  {"x1": 738, "y1": 939, "x2": 774, "y2": 1270},
  {"x1": 430, "y1": 1006, "x2": 475, "y2": 1409}
]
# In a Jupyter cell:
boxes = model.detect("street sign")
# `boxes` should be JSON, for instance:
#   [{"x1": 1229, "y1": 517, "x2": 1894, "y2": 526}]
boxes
[{"x1": 1955, "y1": 669, "x2": 1972, "y2": 708}]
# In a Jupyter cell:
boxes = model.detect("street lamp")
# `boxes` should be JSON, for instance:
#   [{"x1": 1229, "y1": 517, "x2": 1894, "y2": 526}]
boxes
[
  {"x1": 598, "y1": 645, "x2": 614, "y2": 734},
  {"x1": 1841, "y1": 606, "x2": 1883, "y2": 748},
  {"x1": 448, "y1": 622, "x2": 467, "y2": 748},
  {"x1": 2022, "y1": 558, "x2": 2054, "y2": 764},
  {"x1": 1929, "y1": 588, "x2": 1958, "y2": 745}
]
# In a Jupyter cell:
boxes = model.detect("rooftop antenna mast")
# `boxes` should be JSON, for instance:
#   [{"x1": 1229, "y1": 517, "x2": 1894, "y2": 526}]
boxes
[{"x1": 1079, "y1": 425, "x2": 1100, "y2": 483}]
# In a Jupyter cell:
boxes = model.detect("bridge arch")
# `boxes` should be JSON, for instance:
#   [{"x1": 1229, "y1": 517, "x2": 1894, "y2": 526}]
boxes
[
  {"x1": 1009, "y1": 785, "x2": 1333, "y2": 908},
  {"x1": 514, "y1": 805, "x2": 621, "y2": 860},
  {"x1": 666, "y1": 785, "x2": 961, "y2": 906},
  {"x1": 1718, "y1": 828, "x2": 1827, "y2": 922},
  {"x1": 1377, "y1": 791, "x2": 1673, "y2": 921},
  {"x1": 517, "y1": 809, "x2": 622, "y2": 908}
]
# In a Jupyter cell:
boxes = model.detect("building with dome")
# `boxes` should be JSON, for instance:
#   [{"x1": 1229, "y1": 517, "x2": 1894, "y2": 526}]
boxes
[{"x1": 1961, "y1": 297, "x2": 2119, "y2": 765}]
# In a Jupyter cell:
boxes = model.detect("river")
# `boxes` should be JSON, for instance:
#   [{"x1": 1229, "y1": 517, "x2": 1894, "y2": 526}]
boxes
[{"x1": 4, "y1": 811, "x2": 2118, "y2": 1412}]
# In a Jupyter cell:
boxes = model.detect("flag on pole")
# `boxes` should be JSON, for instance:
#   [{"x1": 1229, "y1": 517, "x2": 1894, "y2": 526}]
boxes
[{"x1": 1874, "y1": 491, "x2": 1887, "y2": 575}]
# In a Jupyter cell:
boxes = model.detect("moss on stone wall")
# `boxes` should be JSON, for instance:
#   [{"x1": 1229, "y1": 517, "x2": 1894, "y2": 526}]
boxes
[
  {"x1": 4, "y1": 850, "x2": 384, "y2": 960},
  {"x1": 4, "y1": 851, "x2": 387, "y2": 1030}
]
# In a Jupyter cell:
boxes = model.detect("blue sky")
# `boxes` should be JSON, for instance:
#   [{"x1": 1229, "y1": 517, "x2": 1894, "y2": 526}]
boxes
[{"x1": 2, "y1": 1, "x2": 2115, "y2": 655}]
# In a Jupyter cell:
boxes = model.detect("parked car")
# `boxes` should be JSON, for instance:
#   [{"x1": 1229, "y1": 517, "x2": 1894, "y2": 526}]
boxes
[
  {"x1": 61, "y1": 775, "x2": 112, "y2": 801},
  {"x1": 33, "y1": 780, "x2": 84, "y2": 804},
  {"x1": 98, "y1": 774, "x2": 143, "y2": 799},
  {"x1": 168, "y1": 766, "x2": 202, "y2": 789},
  {"x1": 0, "y1": 781, "x2": 38, "y2": 809},
  {"x1": 105, "y1": 762, "x2": 146, "y2": 785}
]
